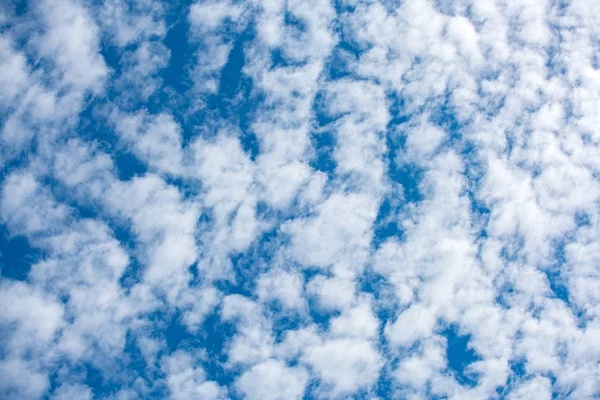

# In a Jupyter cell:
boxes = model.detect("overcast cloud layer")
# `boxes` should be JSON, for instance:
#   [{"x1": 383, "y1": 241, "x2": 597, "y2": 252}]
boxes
[{"x1": 1, "y1": 0, "x2": 600, "y2": 398}]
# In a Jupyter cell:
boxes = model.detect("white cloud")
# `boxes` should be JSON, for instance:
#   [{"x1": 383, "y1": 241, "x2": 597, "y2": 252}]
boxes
[
  {"x1": 51, "y1": 383, "x2": 93, "y2": 400},
  {"x1": 107, "y1": 175, "x2": 200, "y2": 285},
  {"x1": 329, "y1": 298, "x2": 379, "y2": 339},
  {"x1": 98, "y1": 0, "x2": 166, "y2": 46},
  {"x1": 385, "y1": 304, "x2": 437, "y2": 347},
  {"x1": 1, "y1": 171, "x2": 70, "y2": 237},
  {"x1": 306, "y1": 274, "x2": 357, "y2": 311},
  {"x1": 114, "y1": 41, "x2": 170, "y2": 102},
  {"x1": 0, "y1": 280, "x2": 64, "y2": 350},
  {"x1": 111, "y1": 110, "x2": 183, "y2": 175},
  {"x1": 0, "y1": 357, "x2": 50, "y2": 400},
  {"x1": 302, "y1": 338, "x2": 383, "y2": 397},
  {"x1": 35, "y1": 0, "x2": 108, "y2": 93},
  {"x1": 257, "y1": 269, "x2": 306, "y2": 311},
  {"x1": 0, "y1": 37, "x2": 29, "y2": 108},
  {"x1": 508, "y1": 376, "x2": 552, "y2": 400},
  {"x1": 162, "y1": 351, "x2": 225, "y2": 400},
  {"x1": 283, "y1": 192, "x2": 378, "y2": 270},
  {"x1": 3, "y1": 0, "x2": 600, "y2": 397},
  {"x1": 236, "y1": 359, "x2": 309, "y2": 400},
  {"x1": 188, "y1": 0, "x2": 250, "y2": 93},
  {"x1": 393, "y1": 337, "x2": 446, "y2": 391},
  {"x1": 221, "y1": 294, "x2": 273, "y2": 366},
  {"x1": 189, "y1": 0, "x2": 244, "y2": 31}
]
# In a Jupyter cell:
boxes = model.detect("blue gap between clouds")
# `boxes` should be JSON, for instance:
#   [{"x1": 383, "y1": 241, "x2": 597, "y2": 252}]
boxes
[
  {"x1": 167, "y1": 20, "x2": 260, "y2": 156},
  {"x1": 225, "y1": 221, "x2": 306, "y2": 342},
  {"x1": 148, "y1": 0, "x2": 205, "y2": 144},
  {"x1": 310, "y1": 91, "x2": 338, "y2": 175},
  {"x1": 359, "y1": 267, "x2": 398, "y2": 400},
  {"x1": 163, "y1": 15, "x2": 261, "y2": 155},
  {"x1": 160, "y1": 1, "x2": 195, "y2": 95},
  {"x1": 496, "y1": 359, "x2": 527, "y2": 397},
  {"x1": 325, "y1": 40, "x2": 362, "y2": 81},
  {"x1": 459, "y1": 130, "x2": 492, "y2": 264},
  {"x1": 0, "y1": 224, "x2": 43, "y2": 281},
  {"x1": 195, "y1": 312, "x2": 238, "y2": 388},
  {"x1": 211, "y1": 24, "x2": 259, "y2": 160},
  {"x1": 48, "y1": 333, "x2": 157, "y2": 398},
  {"x1": 443, "y1": 325, "x2": 481, "y2": 387},
  {"x1": 327, "y1": 0, "x2": 363, "y2": 81},
  {"x1": 299, "y1": 269, "x2": 340, "y2": 334},
  {"x1": 500, "y1": 359, "x2": 565, "y2": 399},
  {"x1": 223, "y1": 227, "x2": 281, "y2": 296},
  {"x1": 359, "y1": 267, "x2": 398, "y2": 330},
  {"x1": 546, "y1": 236, "x2": 585, "y2": 322},
  {"x1": 548, "y1": 237, "x2": 571, "y2": 304},
  {"x1": 386, "y1": 92, "x2": 424, "y2": 203},
  {"x1": 80, "y1": 344, "x2": 146, "y2": 398},
  {"x1": 95, "y1": 0, "x2": 223, "y2": 150},
  {"x1": 95, "y1": 6, "x2": 179, "y2": 179},
  {"x1": 373, "y1": 197, "x2": 403, "y2": 247},
  {"x1": 77, "y1": 100, "x2": 149, "y2": 181},
  {"x1": 309, "y1": 30, "x2": 365, "y2": 175},
  {"x1": 265, "y1": 301, "x2": 304, "y2": 344},
  {"x1": 163, "y1": 308, "x2": 240, "y2": 390},
  {"x1": 494, "y1": 234, "x2": 526, "y2": 309},
  {"x1": 164, "y1": 227, "x2": 287, "y2": 388},
  {"x1": 12, "y1": 0, "x2": 28, "y2": 16}
]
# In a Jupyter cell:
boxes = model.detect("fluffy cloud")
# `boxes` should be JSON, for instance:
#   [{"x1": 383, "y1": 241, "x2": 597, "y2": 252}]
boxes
[
  {"x1": 2, "y1": 0, "x2": 600, "y2": 398},
  {"x1": 161, "y1": 351, "x2": 225, "y2": 400},
  {"x1": 235, "y1": 359, "x2": 309, "y2": 400}
]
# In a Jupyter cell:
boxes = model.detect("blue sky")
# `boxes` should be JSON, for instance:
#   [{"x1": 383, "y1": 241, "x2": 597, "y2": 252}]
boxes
[{"x1": 1, "y1": 0, "x2": 600, "y2": 399}]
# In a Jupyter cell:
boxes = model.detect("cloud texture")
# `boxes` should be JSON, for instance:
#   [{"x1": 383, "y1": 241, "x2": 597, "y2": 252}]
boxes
[{"x1": 2, "y1": 0, "x2": 600, "y2": 398}]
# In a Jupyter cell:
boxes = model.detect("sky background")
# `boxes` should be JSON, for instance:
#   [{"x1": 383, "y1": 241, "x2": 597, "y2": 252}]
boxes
[{"x1": 1, "y1": 0, "x2": 600, "y2": 399}]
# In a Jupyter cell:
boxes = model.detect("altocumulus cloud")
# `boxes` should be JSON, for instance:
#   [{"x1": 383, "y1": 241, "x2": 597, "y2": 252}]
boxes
[{"x1": 1, "y1": 0, "x2": 600, "y2": 398}]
